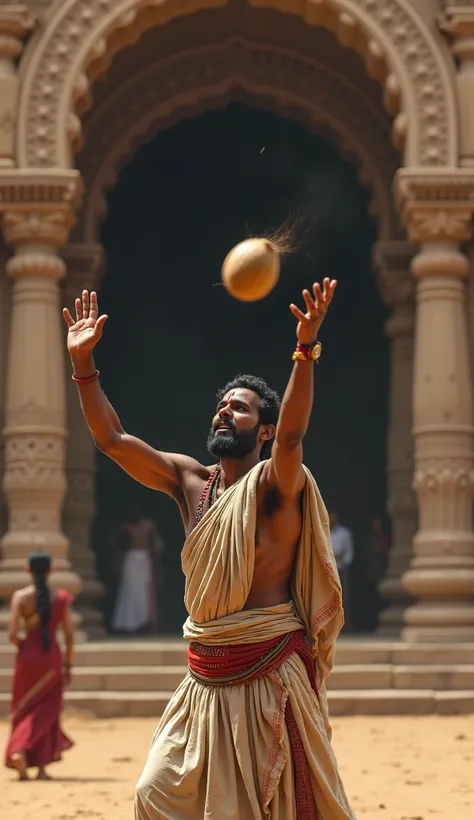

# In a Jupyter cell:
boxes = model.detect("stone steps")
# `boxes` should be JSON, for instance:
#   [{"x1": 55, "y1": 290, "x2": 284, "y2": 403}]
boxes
[
  {"x1": 1, "y1": 639, "x2": 473, "y2": 717},
  {"x1": 1, "y1": 689, "x2": 474, "y2": 719},
  {"x1": 1, "y1": 639, "x2": 474, "y2": 668},
  {"x1": 2, "y1": 663, "x2": 474, "y2": 693}
]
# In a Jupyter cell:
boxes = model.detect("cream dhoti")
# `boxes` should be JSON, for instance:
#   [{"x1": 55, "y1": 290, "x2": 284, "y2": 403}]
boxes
[{"x1": 135, "y1": 462, "x2": 356, "y2": 820}]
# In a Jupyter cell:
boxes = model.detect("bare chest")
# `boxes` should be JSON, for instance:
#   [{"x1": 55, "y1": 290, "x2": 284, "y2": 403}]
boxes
[{"x1": 182, "y1": 468, "x2": 301, "y2": 554}]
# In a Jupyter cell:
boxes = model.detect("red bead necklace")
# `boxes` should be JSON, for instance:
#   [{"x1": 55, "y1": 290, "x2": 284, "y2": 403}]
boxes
[{"x1": 196, "y1": 464, "x2": 221, "y2": 524}]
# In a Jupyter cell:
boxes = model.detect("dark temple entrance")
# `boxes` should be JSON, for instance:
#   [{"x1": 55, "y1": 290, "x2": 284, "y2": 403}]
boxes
[{"x1": 94, "y1": 103, "x2": 389, "y2": 633}]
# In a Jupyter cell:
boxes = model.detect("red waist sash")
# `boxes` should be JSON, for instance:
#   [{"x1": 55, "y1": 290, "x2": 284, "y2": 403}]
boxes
[
  {"x1": 188, "y1": 630, "x2": 318, "y2": 694},
  {"x1": 188, "y1": 630, "x2": 318, "y2": 820}
]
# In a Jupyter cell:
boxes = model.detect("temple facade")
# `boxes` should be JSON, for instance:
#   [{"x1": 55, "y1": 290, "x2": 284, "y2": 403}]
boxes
[{"x1": 0, "y1": 0, "x2": 474, "y2": 641}]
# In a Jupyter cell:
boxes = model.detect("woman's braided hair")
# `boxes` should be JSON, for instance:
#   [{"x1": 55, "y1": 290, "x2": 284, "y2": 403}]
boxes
[{"x1": 28, "y1": 551, "x2": 52, "y2": 651}]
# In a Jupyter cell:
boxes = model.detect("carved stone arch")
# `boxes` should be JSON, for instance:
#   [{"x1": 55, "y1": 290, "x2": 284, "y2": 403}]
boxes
[
  {"x1": 76, "y1": 39, "x2": 399, "y2": 242},
  {"x1": 16, "y1": 0, "x2": 457, "y2": 170}
]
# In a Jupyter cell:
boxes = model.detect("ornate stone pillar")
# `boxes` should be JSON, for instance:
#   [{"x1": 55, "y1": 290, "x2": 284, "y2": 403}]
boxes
[
  {"x1": 441, "y1": 5, "x2": 474, "y2": 167},
  {"x1": 0, "y1": 171, "x2": 83, "y2": 630},
  {"x1": 0, "y1": 6, "x2": 34, "y2": 167},
  {"x1": 373, "y1": 240, "x2": 417, "y2": 635},
  {"x1": 62, "y1": 243, "x2": 105, "y2": 637},
  {"x1": 396, "y1": 169, "x2": 474, "y2": 642}
]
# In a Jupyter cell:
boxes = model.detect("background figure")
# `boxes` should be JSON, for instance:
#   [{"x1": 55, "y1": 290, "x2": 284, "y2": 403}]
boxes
[
  {"x1": 364, "y1": 516, "x2": 391, "y2": 630},
  {"x1": 5, "y1": 551, "x2": 74, "y2": 781},
  {"x1": 112, "y1": 504, "x2": 165, "y2": 634},
  {"x1": 329, "y1": 511, "x2": 355, "y2": 632}
]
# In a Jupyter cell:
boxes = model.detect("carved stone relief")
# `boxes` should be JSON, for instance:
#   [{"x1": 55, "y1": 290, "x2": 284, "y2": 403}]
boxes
[{"x1": 16, "y1": 0, "x2": 457, "y2": 169}]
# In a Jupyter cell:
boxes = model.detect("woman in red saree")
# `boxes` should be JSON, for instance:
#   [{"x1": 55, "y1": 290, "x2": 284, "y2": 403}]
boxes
[{"x1": 4, "y1": 551, "x2": 74, "y2": 781}]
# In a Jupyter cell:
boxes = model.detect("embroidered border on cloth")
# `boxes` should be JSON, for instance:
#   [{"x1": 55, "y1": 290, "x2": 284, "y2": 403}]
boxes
[
  {"x1": 311, "y1": 590, "x2": 341, "y2": 637},
  {"x1": 261, "y1": 671, "x2": 288, "y2": 817}
]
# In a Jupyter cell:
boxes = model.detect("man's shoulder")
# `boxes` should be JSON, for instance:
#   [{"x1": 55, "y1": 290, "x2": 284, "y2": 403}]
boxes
[{"x1": 173, "y1": 453, "x2": 209, "y2": 478}]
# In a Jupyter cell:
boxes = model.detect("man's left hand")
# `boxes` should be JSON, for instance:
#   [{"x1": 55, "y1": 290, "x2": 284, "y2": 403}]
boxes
[{"x1": 290, "y1": 277, "x2": 337, "y2": 345}]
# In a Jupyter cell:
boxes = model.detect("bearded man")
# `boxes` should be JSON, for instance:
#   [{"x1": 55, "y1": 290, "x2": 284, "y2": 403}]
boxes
[{"x1": 63, "y1": 279, "x2": 355, "y2": 820}]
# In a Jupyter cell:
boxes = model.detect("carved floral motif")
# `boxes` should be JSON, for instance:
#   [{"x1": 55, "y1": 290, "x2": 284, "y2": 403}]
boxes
[
  {"x1": 0, "y1": 171, "x2": 82, "y2": 249},
  {"x1": 407, "y1": 208, "x2": 473, "y2": 244},
  {"x1": 2, "y1": 209, "x2": 75, "y2": 247},
  {"x1": 396, "y1": 169, "x2": 474, "y2": 243}
]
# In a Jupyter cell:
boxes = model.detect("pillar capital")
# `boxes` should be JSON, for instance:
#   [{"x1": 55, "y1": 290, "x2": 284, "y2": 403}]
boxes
[
  {"x1": 0, "y1": 5, "x2": 34, "y2": 61},
  {"x1": 440, "y1": 6, "x2": 474, "y2": 59},
  {"x1": 0, "y1": 171, "x2": 82, "y2": 278},
  {"x1": 0, "y1": 170, "x2": 82, "y2": 247},
  {"x1": 395, "y1": 169, "x2": 474, "y2": 245},
  {"x1": 2, "y1": 210, "x2": 75, "y2": 254}
]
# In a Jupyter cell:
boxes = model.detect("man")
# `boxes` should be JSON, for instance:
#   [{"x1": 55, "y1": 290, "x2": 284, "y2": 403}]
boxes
[
  {"x1": 112, "y1": 504, "x2": 165, "y2": 634},
  {"x1": 329, "y1": 512, "x2": 355, "y2": 632},
  {"x1": 63, "y1": 282, "x2": 355, "y2": 820},
  {"x1": 329, "y1": 512, "x2": 355, "y2": 576}
]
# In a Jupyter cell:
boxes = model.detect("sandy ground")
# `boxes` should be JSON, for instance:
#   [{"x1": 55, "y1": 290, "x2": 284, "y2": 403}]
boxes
[{"x1": 1, "y1": 713, "x2": 473, "y2": 819}]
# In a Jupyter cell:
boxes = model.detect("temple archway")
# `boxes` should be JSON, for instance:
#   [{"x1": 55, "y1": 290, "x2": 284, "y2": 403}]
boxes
[
  {"x1": 74, "y1": 40, "x2": 400, "y2": 243},
  {"x1": 16, "y1": 0, "x2": 457, "y2": 170},
  {"x1": 90, "y1": 103, "x2": 388, "y2": 631},
  {"x1": 3, "y1": 0, "x2": 469, "y2": 646}
]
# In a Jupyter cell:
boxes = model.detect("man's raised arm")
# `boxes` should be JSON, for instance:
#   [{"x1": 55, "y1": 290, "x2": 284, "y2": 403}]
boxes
[
  {"x1": 267, "y1": 278, "x2": 337, "y2": 498},
  {"x1": 63, "y1": 290, "x2": 190, "y2": 497}
]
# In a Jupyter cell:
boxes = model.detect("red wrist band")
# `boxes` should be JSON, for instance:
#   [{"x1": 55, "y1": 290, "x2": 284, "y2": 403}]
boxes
[
  {"x1": 292, "y1": 341, "x2": 322, "y2": 363},
  {"x1": 72, "y1": 370, "x2": 100, "y2": 384}
]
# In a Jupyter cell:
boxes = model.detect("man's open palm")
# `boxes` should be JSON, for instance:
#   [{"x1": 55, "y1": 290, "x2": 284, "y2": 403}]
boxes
[
  {"x1": 63, "y1": 290, "x2": 108, "y2": 356},
  {"x1": 290, "y1": 277, "x2": 337, "y2": 345}
]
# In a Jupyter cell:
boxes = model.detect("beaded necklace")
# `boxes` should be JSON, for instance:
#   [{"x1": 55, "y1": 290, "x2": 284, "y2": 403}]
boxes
[{"x1": 196, "y1": 464, "x2": 221, "y2": 524}]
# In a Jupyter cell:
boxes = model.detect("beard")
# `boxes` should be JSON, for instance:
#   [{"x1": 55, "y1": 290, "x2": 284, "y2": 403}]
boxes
[{"x1": 206, "y1": 420, "x2": 260, "y2": 459}]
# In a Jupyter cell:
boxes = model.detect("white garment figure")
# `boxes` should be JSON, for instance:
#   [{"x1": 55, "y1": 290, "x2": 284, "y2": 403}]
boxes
[
  {"x1": 112, "y1": 548, "x2": 153, "y2": 633},
  {"x1": 330, "y1": 524, "x2": 355, "y2": 572}
]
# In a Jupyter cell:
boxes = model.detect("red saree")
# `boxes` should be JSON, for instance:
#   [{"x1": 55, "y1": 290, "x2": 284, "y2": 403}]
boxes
[
  {"x1": 188, "y1": 630, "x2": 319, "y2": 820},
  {"x1": 5, "y1": 589, "x2": 73, "y2": 770}
]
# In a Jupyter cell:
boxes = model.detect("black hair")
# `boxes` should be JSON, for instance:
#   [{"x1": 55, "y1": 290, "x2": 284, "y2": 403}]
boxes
[
  {"x1": 216, "y1": 374, "x2": 281, "y2": 459},
  {"x1": 28, "y1": 551, "x2": 52, "y2": 652}
]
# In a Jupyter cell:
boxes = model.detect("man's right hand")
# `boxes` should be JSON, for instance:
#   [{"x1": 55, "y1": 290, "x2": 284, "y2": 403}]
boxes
[{"x1": 63, "y1": 290, "x2": 108, "y2": 357}]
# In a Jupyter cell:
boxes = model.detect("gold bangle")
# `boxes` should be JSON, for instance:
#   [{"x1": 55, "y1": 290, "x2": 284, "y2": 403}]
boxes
[{"x1": 292, "y1": 350, "x2": 313, "y2": 362}]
